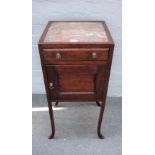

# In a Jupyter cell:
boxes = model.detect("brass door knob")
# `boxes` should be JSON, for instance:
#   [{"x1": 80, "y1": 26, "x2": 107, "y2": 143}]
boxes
[
  {"x1": 49, "y1": 82, "x2": 54, "y2": 89},
  {"x1": 56, "y1": 52, "x2": 61, "y2": 59},
  {"x1": 92, "y1": 52, "x2": 97, "y2": 59}
]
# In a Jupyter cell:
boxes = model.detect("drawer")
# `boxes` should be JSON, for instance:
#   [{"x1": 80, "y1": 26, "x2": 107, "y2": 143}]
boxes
[{"x1": 41, "y1": 48, "x2": 109, "y2": 63}]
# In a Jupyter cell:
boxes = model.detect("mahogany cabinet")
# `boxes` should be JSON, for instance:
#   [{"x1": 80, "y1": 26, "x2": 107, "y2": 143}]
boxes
[{"x1": 38, "y1": 21, "x2": 114, "y2": 139}]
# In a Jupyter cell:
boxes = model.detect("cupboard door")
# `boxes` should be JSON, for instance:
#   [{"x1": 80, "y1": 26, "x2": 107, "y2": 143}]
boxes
[{"x1": 46, "y1": 65, "x2": 106, "y2": 101}]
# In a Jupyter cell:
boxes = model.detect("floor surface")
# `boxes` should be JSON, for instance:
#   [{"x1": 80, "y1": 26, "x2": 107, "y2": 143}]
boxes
[{"x1": 32, "y1": 94, "x2": 122, "y2": 155}]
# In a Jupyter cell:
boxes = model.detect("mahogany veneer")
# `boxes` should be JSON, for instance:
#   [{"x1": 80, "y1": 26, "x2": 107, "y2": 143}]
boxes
[{"x1": 38, "y1": 21, "x2": 114, "y2": 139}]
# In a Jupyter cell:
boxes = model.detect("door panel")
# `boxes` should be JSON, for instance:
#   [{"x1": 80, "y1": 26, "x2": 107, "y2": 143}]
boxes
[
  {"x1": 46, "y1": 65, "x2": 106, "y2": 101},
  {"x1": 59, "y1": 74, "x2": 94, "y2": 92}
]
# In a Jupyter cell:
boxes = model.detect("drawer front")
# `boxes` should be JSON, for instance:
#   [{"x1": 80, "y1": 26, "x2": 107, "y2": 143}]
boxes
[{"x1": 41, "y1": 48, "x2": 109, "y2": 63}]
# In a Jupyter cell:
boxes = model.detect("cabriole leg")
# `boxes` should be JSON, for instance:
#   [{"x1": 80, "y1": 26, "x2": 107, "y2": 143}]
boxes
[
  {"x1": 97, "y1": 99, "x2": 106, "y2": 139},
  {"x1": 48, "y1": 100, "x2": 55, "y2": 139},
  {"x1": 96, "y1": 101, "x2": 102, "y2": 107},
  {"x1": 97, "y1": 69, "x2": 109, "y2": 139},
  {"x1": 55, "y1": 100, "x2": 59, "y2": 106}
]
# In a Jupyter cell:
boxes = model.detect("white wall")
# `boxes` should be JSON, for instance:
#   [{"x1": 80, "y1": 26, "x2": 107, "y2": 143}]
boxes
[{"x1": 32, "y1": 0, "x2": 122, "y2": 97}]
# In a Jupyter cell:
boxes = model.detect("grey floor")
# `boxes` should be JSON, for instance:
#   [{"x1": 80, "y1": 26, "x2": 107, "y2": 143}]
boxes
[{"x1": 32, "y1": 94, "x2": 122, "y2": 155}]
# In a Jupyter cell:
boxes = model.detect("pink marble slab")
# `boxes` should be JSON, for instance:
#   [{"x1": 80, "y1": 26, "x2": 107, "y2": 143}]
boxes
[{"x1": 44, "y1": 22, "x2": 109, "y2": 43}]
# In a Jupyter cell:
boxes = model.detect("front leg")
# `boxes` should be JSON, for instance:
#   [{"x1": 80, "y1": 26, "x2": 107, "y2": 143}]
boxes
[
  {"x1": 97, "y1": 99, "x2": 106, "y2": 139},
  {"x1": 48, "y1": 101, "x2": 55, "y2": 139},
  {"x1": 97, "y1": 69, "x2": 110, "y2": 139}
]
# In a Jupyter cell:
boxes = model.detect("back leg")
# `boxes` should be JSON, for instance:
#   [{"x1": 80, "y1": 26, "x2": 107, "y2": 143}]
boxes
[{"x1": 96, "y1": 101, "x2": 102, "y2": 107}]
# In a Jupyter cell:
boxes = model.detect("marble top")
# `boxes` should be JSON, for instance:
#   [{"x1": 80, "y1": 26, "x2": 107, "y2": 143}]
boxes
[{"x1": 44, "y1": 22, "x2": 109, "y2": 43}]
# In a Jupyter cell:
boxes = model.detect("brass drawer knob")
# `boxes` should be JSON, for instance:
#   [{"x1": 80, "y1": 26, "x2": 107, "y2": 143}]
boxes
[
  {"x1": 56, "y1": 52, "x2": 61, "y2": 59},
  {"x1": 92, "y1": 52, "x2": 97, "y2": 59}
]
